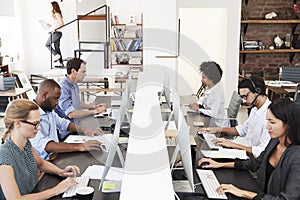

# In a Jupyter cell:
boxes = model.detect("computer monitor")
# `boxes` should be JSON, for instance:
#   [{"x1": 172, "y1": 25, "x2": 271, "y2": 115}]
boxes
[
  {"x1": 98, "y1": 83, "x2": 129, "y2": 191},
  {"x1": 170, "y1": 91, "x2": 195, "y2": 193}
]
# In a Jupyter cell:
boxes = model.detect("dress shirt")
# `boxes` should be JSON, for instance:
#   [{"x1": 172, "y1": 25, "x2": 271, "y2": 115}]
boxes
[
  {"x1": 197, "y1": 82, "x2": 230, "y2": 127},
  {"x1": 57, "y1": 75, "x2": 82, "y2": 124},
  {"x1": 30, "y1": 106, "x2": 70, "y2": 159},
  {"x1": 235, "y1": 98, "x2": 271, "y2": 157}
]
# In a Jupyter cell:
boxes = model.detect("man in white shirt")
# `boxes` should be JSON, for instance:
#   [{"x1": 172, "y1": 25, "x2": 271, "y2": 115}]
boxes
[{"x1": 199, "y1": 75, "x2": 271, "y2": 158}]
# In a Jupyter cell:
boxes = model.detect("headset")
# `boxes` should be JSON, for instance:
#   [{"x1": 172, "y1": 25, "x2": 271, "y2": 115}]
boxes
[{"x1": 249, "y1": 76, "x2": 261, "y2": 95}]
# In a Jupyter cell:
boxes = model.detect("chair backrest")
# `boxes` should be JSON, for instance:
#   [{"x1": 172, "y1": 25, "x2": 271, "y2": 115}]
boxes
[
  {"x1": 227, "y1": 90, "x2": 242, "y2": 127},
  {"x1": 227, "y1": 91, "x2": 242, "y2": 118},
  {"x1": 11, "y1": 70, "x2": 36, "y2": 101},
  {"x1": 281, "y1": 66, "x2": 300, "y2": 82}
]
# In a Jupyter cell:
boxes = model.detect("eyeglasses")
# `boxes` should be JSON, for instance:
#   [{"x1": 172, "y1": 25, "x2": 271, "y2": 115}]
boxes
[
  {"x1": 20, "y1": 120, "x2": 41, "y2": 129},
  {"x1": 240, "y1": 91, "x2": 251, "y2": 100}
]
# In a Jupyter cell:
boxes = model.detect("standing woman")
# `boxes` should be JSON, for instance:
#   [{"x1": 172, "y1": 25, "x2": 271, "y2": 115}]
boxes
[
  {"x1": 0, "y1": 99, "x2": 79, "y2": 199},
  {"x1": 45, "y1": 1, "x2": 64, "y2": 67},
  {"x1": 198, "y1": 98, "x2": 300, "y2": 199}
]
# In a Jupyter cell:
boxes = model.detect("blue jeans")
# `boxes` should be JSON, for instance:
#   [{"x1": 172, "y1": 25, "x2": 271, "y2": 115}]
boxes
[{"x1": 45, "y1": 31, "x2": 63, "y2": 63}]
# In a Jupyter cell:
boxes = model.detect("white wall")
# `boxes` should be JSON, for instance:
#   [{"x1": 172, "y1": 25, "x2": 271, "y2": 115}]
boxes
[{"x1": 177, "y1": 0, "x2": 241, "y2": 106}]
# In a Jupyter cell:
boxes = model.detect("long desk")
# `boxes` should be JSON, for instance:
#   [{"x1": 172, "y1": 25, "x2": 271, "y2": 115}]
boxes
[{"x1": 34, "y1": 95, "x2": 260, "y2": 200}]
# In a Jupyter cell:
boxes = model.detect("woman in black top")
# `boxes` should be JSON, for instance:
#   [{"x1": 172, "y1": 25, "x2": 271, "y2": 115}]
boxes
[{"x1": 198, "y1": 98, "x2": 300, "y2": 199}]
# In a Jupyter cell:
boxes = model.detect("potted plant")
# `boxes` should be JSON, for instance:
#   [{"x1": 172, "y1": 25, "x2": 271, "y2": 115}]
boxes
[{"x1": 0, "y1": 37, "x2": 3, "y2": 65}]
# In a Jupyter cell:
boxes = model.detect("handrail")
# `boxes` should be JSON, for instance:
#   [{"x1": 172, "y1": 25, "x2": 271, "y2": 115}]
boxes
[
  {"x1": 55, "y1": 4, "x2": 108, "y2": 31},
  {"x1": 49, "y1": 4, "x2": 110, "y2": 69}
]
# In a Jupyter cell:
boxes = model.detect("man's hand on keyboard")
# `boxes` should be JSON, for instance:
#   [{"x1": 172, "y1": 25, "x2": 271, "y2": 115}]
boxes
[
  {"x1": 198, "y1": 158, "x2": 221, "y2": 169},
  {"x1": 197, "y1": 127, "x2": 222, "y2": 134},
  {"x1": 213, "y1": 138, "x2": 236, "y2": 149},
  {"x1": 59, "y1": 165, "x2": 80, "y2": 177},
  {"x1": 80, "y1": 140, "x2": 102, "y2": 151},
  {"x1": 54, "y1": 177, "x2": 78, "y2": 195},
  {"x1": 83, "y1": 127, "x2": 103, "y2": 136}
]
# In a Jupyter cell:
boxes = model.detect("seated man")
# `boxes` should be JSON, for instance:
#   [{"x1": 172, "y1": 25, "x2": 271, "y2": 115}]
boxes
[
  {"x1": 199, "y1": 75, "x2": 271, "y2": 158},
  {"x1": 30, "y1": 79, "x2": 103, "y2": 160},
  {"x1": 56, "y1": 57, "x2": 107, "y2": 124}
]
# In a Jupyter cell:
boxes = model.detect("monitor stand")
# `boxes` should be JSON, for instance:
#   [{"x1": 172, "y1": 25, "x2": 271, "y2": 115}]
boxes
[{"x1": 172, "y1": 180, "x2": 194, "y2": 193}]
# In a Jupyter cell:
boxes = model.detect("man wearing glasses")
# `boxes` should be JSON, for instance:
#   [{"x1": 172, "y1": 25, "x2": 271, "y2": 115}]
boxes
[{"x1": 199, "y1": 75, "x2": 271, "y2": 158}]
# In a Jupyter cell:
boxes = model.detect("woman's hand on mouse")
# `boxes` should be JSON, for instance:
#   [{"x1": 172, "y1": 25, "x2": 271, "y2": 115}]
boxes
[{"x1": 198, "y1": 158, "x2": 222, "y2": 169}]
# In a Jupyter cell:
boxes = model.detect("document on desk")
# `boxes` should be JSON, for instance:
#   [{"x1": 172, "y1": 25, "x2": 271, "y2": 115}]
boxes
[
  {"x1": 201, "y1": 149, "x2": 248, "y2": 159},
  {"x1": 82, "y1": 165, "x2": 123, "y2": 180},
  {"x1": 64, "y1": 134, "x2": 128, "y2": 144},
  {"x1": 265, "y1": 80, "x2": 298, "y2": 87}
]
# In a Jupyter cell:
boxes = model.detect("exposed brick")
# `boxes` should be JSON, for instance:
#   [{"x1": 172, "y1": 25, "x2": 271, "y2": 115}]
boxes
[{"x1": 240, "y1": 0, "x2": 299, "y2": 75}]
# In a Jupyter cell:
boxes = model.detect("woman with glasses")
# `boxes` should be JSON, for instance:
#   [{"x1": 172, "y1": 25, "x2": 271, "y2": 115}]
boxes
[
  {"x1": 198, "y1": 98, "x2": 300, "y2": 199},
  {"x1": 0, "y1": 99, "x2": 79, "y2": 199}
]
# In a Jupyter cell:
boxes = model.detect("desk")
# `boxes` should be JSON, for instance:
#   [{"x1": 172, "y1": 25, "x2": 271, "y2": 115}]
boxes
[
  {"x1": 267, "y1": 85, "x2": 298, "y2": 101},
  {"x1": 34, "y1": 150, "x2": 260, "y2": 200},
  {"x1": 0, "y1": 88, "x2": 31, "y2": 100},
  {"x1": 34, "y1": 96, "x2": 260, "y2": 200}
]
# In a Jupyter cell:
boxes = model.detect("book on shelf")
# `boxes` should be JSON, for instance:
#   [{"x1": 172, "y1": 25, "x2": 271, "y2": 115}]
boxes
[
  {"x1": 132, "y1": 39, "x2": 142, "y2": 51},
  {"x1": 126, "y1": 39, "x2": 134, "y2": 51}
]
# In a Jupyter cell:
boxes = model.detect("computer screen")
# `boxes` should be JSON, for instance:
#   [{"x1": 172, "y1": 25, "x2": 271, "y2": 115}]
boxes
[
  {"x1": 170, "y1": 91, "x2": 195, "y2": 193},
  {"x1": 98, "y1": 82, "x2": 129, "y2": 191}
]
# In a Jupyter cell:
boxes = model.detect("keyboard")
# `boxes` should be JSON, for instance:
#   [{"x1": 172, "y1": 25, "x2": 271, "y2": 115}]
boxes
[
  {"x1": 199, "y1": 133, "x2": 222, "y2": 150},
  {"x1": 196, "y1": 169, "x2": 227, "y2": 199},
  {"x1": 62, "y1": 176, "x2": 90, "y2": 198}
]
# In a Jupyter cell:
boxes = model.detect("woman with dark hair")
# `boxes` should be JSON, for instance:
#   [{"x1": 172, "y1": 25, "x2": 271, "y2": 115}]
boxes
[
  {"x1": 0, "y1": 99, "x2": 79, "y2": 199},
  {"x1": 198, "y1": 98, "x2": 300, "y2": 199},
  {"x1": 189, "y1": 61, "x2": 229, "y2": 127},
  {"x1": 45, "y1": 1, "x2": 64, "y2": 67}
]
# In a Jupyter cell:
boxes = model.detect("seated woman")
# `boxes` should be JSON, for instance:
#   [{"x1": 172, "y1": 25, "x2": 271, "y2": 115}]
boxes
[
  {"x1": 0, "y1": 99, "x2": 80, "y2": 199},
  {"x1": 198, "y1": 98, "x2": 300, "y2": 199},
  {"x1": 189, "y1": 61, "x2": 229, "y2": 127}
]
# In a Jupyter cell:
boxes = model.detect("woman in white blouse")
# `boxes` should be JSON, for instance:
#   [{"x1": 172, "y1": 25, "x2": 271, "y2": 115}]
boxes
[
  {"x1": 189, "y1": 61, "x2": 230, "y2": 128},
  {"x1": 45, "y1": 1, "x2": 64, "y2": 67}
]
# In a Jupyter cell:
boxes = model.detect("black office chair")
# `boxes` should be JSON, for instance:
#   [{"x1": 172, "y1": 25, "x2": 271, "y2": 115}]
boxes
[
  {"x1": 281, "y1": 66, "x2": 300, "y2": 100},
  {"x1": 227, "y1": 90, "x2": 242, "y2": 127}
]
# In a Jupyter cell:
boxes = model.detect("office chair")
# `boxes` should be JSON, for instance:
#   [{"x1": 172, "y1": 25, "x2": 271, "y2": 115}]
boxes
[
  {"x1": 226, "y1": 90, "x2": 242, "y2": 127},
  {"x1": 281, "y1": 66, "x2": 300, "y2": 100}
]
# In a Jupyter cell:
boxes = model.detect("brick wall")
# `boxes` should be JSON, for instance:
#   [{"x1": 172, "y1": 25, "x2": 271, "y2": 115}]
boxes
[{"x1": 240, "y1": 0, "x2": 300, "y2": 79}]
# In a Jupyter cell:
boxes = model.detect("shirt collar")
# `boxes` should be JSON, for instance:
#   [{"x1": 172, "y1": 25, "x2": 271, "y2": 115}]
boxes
[{"x1": 255, "y1": 98, "x2": 271, "y2": 115}]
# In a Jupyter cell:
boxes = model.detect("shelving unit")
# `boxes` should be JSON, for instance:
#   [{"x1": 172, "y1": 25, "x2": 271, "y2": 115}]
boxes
[
  {"x1": 74, "y1": 6, "x2": 110, "y2": 69},
  {"x1": 110, "y1": 13, "x2": 143, "y2": 72},
  {"x1": 240, "y1": 1, "x2": 300, "y2": 64}
]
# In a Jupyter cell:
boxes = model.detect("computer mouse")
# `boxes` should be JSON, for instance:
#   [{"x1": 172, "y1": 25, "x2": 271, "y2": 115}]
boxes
[{"x1": 197, "y1": 162, "x2": 209, "y2": 169}]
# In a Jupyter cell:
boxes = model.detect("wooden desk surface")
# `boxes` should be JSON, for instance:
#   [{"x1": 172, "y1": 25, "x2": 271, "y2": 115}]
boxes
[
  {"x1": 0, "y1": 88, "x2": 31, "y2": 97},
  {"x1": 82, "y1": 76, "x2": 127, "y2": 83}
]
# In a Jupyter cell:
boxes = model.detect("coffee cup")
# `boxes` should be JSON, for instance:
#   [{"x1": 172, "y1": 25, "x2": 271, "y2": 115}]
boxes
[{"x1": 76, "y1": 186, "x2": 94, "y2": 200}]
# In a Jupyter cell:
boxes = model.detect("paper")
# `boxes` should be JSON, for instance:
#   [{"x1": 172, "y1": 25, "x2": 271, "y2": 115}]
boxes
[
  {"x1": 201, "y1": 149, "x2": 248, "y2": 159},
  {"x1": 38, "y1": 19, "x2": 51, "y2": 31},
  {"x1": 64, "y1": 134, "x2": 128, "y2": 144},
  {"x1": 265, "y1": 80, "x2": 298, "y2": 87},
  {"x1": 82, "y1": 165, "x2": 123, "y2": 181}
]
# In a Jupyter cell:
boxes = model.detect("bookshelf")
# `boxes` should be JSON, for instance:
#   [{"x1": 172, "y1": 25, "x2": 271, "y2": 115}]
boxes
[{"x1": 110, "y1": 13, "x2": 143, "y2": 72}]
